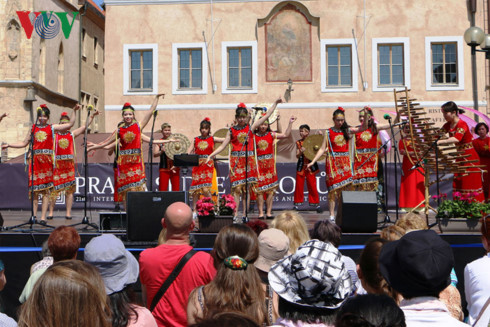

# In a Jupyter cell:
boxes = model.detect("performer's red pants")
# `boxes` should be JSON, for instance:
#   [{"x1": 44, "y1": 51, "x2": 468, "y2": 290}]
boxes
[
  {"x1": 159, "y1": 169, "x2": 180, "y2": 191},
  {"x1": 294, "y1": 171, "x2": 319, "y2": 205}
]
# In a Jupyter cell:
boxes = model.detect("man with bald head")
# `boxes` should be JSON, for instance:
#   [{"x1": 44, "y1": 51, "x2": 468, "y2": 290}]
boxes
[{"x1": 139, "y1": 202, "x2": 216, "y2": 327}]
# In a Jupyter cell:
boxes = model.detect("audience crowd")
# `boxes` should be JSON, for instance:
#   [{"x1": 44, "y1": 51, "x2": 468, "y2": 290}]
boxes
[{"x1": 0, "y1": 205, "x2": 489, "y2": 327}]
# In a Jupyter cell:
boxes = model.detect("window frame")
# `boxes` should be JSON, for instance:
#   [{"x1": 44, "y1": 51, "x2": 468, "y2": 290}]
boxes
[
  {"x1": 172, "y1": 42, "x2": 208, "y2": 95},
  {"x1": 425, "y1": 36, "x2": 464, "y2": 91},
  {"x1": 320, "y1": 39, "x2": 358, "y2": 93},
  {"x1": 221, "y1": 41, "x2": 258, "y2": 94},
  {"x1": 372, "y1": 37, "x2": 410, "y2": 92},
  {"x1": 123, "y1": 43, "x2": 158, "y2": 96}
]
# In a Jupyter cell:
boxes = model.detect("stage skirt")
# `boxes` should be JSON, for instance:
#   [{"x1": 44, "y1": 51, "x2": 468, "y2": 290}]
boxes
[
  {"x1": 353, "y1": 148, "x2": 379, "y2": 191},
  {"x1": 229, "y1": 150, "x2": 258, "y2": 194},
  {"x1": 52, "y1": 159, "x2": 76, "y2": 197},
  {"x1": 28, "y1": 153, "x2": 54, "y2": 199},
  {"x1": 256, "y1": 154, "x2": 278, "y2": 194},
  {"x1": 189, "y1": 156, "x2": 214, "y2": 195},
  {"x1": 399, "y1": 155, "x2": 425, "y2": 208},
  {"x1": 454, "y1": 144, "x2": 484, "y2": 202},
  {"x1": 117, "y1": 154, "x2": 146, "y2": 201},
  {"x1": 326, "y1": 151, "x2": 353, "y2": 201}
]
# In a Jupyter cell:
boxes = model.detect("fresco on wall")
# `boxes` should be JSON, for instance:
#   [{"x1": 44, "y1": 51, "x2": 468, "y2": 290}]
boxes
[{"x1": 265, "y1": 4, "x2": 312, "y2": 82}]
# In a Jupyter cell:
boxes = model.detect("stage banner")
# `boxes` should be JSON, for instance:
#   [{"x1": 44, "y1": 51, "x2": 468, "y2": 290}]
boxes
[{"x1": 0, "y1": 162, "x2": 451, "y2": 211}]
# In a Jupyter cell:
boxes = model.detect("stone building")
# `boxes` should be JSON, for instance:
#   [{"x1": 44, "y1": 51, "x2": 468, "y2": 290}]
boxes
[
  {"x1": 0, "y1": 0, "x2": 105, "y2": 160},
  {"x1": 103, "y1": 0, "x2": 489, "y2": 141}
]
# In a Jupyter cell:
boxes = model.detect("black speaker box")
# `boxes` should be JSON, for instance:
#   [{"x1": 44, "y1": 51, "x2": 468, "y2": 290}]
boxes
[
  {"x1": 336, "y1": 191, "x2": 378, "y2": 233},
  {"x1": 99, "y1": 212, "x2": 127, "y2": 231},
  {"x1": 126, "y1": 191, "x2": 186, "y2": 241}
]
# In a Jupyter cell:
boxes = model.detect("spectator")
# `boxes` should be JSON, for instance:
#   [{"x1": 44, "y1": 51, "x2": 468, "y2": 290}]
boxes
[
  {"x1": 270, "y1": 211, "x2": 309, "y2": 253},
  {"x1": 310, "y1": 219, "x2": 360, "y2": 294},
  {"x1": 357, "y1": 238, "x2": 400, "y2": 302},
  {"x1": 0, "y1": 260, "x2": 17, "y2": 327},
  {"x1": 246, "y1": 219, "x2": 269, "y2": 237},
  {"x1": 379, "y1": 225, "x2": 405, "y2": 241},
  {"x1": 395, "y1": 213, "x2": 428, "y2": 233},
  {"x1": 189, "y1": 312, "x2": 260, "y2": 327},
  {"x1": 187, "y1": 224, "x2": 272, "y2": 325},
  {"x1": 84, "y1": 234, "x2": 157, "y2": 327},
  {"x1": 379, "y1": 230, "x2": 466, "y2": 327},
  {"x1": 269, "y1": 240, "x2": 353, "y2": 326},
  {"x1": 19, "y1": 226, "x2": 81, "y2": 303},
  {"x1": 464, "y1": 215, "x2": 490, "y2": 326},
  {"x1": 30, "y1": 240, "x2": 53, "y2": 275},
  {"x1": 18, "y1": 260, "x2": 111, "y2": 327},
  {"x1": 335, "y1": 294, "x2": 406, "y2": 327},
  {"x1": 139, "y1": 202, "x2": 215, "y2": 327},
  {"x1": 255, "y1": 228, "x2": 290, "y2": 322}
]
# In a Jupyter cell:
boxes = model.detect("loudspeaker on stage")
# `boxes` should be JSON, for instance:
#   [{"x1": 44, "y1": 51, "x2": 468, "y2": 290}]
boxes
[{"x1": 336, "y1": 191, "x2": 378, "y2": 233}]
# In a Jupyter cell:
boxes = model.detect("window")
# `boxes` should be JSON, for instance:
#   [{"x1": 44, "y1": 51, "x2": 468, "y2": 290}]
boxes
[
  {"x1": 172, "y1": 43, "x2": 207, "y2": 95},
  {"x1": 222, "y1": 41, "x2": 257, "y2": 94},
  {"x1": 82, "y1": 29, "x2": 86, "y2": 59},
  {"x1": 123, "y1": 44, "x2": 158, "y2": 95},
  {"x1": 94, "y1": 36, "x2": 98, "y2": 67},
  {"x1": 425, "y1": 36, "x2": 464, "y2": 91},
  {"x1": 372, "y1": 38, "x2": 410, "y2": 91},
  {"x1": 320, "y1": 39, "x2": 358, "y2": 92}
]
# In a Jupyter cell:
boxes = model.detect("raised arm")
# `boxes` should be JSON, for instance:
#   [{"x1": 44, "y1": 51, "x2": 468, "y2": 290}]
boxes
[
  {"x1": 251, "y1": 98, "x2": 282, "y2": 131},
  {"x1": 306, "y1": 134, "x2": 327, "y2": 168},
  {"x1": 2, "y1": 127, "x2": 32, "y2": 149},
  {"x1": 72, "y1": 110, "x2": 99, "y2": 137},
  {"x1": 53, "y1": 104, "x2": 80, "y2": 132},
  {"x1": 275, "y1": 114, "x2": 283, "y2": 133},
  {"x1": 87, "y1": 130, "x2": 117, "y2": 151},
  {"x1": 276, "y1": 116, "x2": 297, "y2": 139},
  {"x1": 140, "y1": 93, "x2": 165, "y2": 130},
  {"x1": 0, "y1": 113, "x2": 7, "y2": 123},
  {"x1": 206, "y1": 130, "x2": 231, "y2": 163}
]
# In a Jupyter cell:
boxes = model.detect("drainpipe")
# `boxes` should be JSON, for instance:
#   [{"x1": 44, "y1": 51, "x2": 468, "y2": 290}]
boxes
[{"x1": 78, "y1": 2, "x2": 87, "y2": 127}]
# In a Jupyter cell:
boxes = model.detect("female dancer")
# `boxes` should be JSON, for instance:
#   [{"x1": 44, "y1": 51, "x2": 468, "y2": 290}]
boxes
[
  {"x1": 307, "y1": 107, "x2": 368, "y2": 221},
  {"x1": 207, "y1": 98, "x2": 281, "y2": 221},
  {"x1": 2, "y1": 104, "x2": 79, "y2": 224},
  {"x1": 47, "y1": 110, "x2": 99, "y2": 220},
  {"x1": 153, "y1": 123, "x2": 180, "y2": 191},
  {"x1": 254, "y1": 114, "x2": 296, "y2": 219},
  {"x1": 399, "y1": 123, "x2": 425, "y2": 210},
  {"x1": 88, "y1": 100, "x2": 174, "y2": 204},
  {"x1": 438, "y1": 101, "x2": 484, "y2": 202},
  {"x1": 472, "y1": 122, "x2": 490, "y2": 200},
  {"x1": 187, "y1": 117, "x2": 224, "y2": 214}
]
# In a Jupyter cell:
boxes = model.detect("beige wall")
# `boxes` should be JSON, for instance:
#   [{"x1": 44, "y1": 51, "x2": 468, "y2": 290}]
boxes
[{"x1": 102, "y1": 0, "x2": 486, "y2": 141}]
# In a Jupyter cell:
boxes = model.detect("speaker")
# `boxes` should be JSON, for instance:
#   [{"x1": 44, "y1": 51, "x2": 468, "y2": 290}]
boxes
[
  {"x1": 99, "y1": 212, "x2": 127, "y2": 231},
  {"x1": 126, "y1": 191, "x2": 186, "y2": 241},
  {"x1": 336, "y1": 191, "x2": 378, "y2": 233}
]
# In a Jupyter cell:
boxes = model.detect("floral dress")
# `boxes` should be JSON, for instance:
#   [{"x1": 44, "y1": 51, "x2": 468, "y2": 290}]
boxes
[
  {"x1": 29, "y1": 124, "x2": 55, "y2": 198},
  {"x1": 190, "y1": 135, "x2": 215, "y2": 195},
  {"x1": 117, "y1": 122, "x2": 145, "y2": 200},
  {"x1": 353, "y1": 129, "x2": 379, "y2": 191},
  {"x1": 325, "y1": 127, "x2": 352, "y2": 201},
  {"x1": 229, "y1": 124, "x2": 258, "y2": 193},
  {"x1": 52, "y1": 131, "x2": 76, "y2": 196},
  {"x1": 254, "y1": 131, "x2": 278, "y2": 194}
]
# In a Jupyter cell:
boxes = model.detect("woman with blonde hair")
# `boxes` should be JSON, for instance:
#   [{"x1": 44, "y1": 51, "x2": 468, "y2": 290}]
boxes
[
  {"x1": 270, "y1": 211, "x2": 309, "y2": 253},
  {"x1": 187, "y1": 224, "x2": 272, "y2": 325},
  {"x1": 18, "y1": 260, "x2": 111, "y2": 327}
]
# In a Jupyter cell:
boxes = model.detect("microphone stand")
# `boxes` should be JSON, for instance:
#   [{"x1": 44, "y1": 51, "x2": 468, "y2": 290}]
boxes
[
  {"x1": 69, "y1": 108, "x2": 98, "y2": 230},
  {"x1": 147, "y1": 110, "x2": 158, "y2": 191}
]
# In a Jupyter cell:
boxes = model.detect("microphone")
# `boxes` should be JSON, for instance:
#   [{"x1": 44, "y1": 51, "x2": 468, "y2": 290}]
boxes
[
  {"x1": 383, "y1": 114, "x2": 392, "y2": 120},
  {"x1": 87, "y1": 105, "x2": 94, "y2": 111},
  {"x1": 392, "y1": 121, "x2": 409, "y2": 127}
]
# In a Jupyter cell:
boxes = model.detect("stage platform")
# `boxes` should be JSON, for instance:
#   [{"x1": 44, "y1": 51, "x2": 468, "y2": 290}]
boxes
[{"x1": 0, "y1": 208, "x2": 485, "y2": 320}]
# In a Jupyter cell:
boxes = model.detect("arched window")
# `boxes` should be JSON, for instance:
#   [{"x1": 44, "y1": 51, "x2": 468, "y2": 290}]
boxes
[
  {"x1": 58, "y1": 43, "x2": 64, "y2": 93},
  {"x1": 6, "y1": 19, "x2": 20, "y2": 61}
]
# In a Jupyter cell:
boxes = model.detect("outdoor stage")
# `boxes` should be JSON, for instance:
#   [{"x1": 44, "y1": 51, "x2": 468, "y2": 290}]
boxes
[{"x1": 0, "y1": 208, "x2": 485, "y2": 319}]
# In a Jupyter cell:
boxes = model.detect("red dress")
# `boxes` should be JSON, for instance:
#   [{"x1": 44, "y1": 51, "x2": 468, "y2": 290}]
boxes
[
  {"x1": 353, "y1": 129, "x2": 379, "y2": 191},
  {"x1": 443, "y1": 120, "x2": 484, "y2": 201},
  {"x1": 189, "y1": 136, "x2": 215, "y2": 195},
  {"x1": 158, "y1": 137, "x2": 180, "y2": 192},
  {"x1": 294, "y1": 139, "x2": 320, "y2": 206},
  {"x1": 254, "y1": 131, "x2": 278, "y2": 194},
  {"x1": 117, "y1": 122, "x2": 145, "y2": 200},
  {"x1": 229, "y1": 124, "x2": 258, "y2": 192},
  {"x1": 53, "y1": 131, "x2": 76, "y2": 195},
  {"x1": 325, "y1": 128, "x2": 352, "y2": 200},
  {"x1": 472, "y1": 136, "x2": 490, "y2": 200},
  {"x1": 399, "y1": 137, "x2": 425, "y2": 208},
  {"x1": 29, "y1": 124, "x2": 54, "y2": 197}
]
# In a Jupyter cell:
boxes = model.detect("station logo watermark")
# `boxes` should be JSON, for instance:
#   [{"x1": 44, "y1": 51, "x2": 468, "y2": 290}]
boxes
[{"x1": 16, "y1": 11, "x2": 79, "y2": 39}]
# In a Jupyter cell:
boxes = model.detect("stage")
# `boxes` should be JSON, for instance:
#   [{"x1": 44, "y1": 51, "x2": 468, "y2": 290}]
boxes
[{"x1": 0, "y1": 208, "x2": 485, "y2": 320}]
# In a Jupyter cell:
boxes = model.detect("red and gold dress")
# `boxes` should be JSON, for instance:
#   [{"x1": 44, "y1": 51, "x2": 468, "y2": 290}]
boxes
[
  {"x1": 229, "y1": 124, "x2": 258, "y2": 193},
  {"x1": 117, "y1": 122, "x2": 145, "y2": 201},
  {"x1": 52, "y1": 131, "x2": 76, "y2": 196},
  {"x1": 443, "y1": 120, "x2": 484, "y2": 201},
  {"x1": 29, "y1": 124, "x2": 54, "y2": 198},
  {"x1": 189, "y1": 136, "x2": 215, "y2": 195},
  {"x1": 399, "y1": 137, "x2": 425, "y2": 208},
  {"x1": 325, "y1": 128, "x2": 352, "y2": 201},
  {"x1": 472, "y1": 136, "x2": 490, "y2": 200},
  {"x1": 353, "y1": 129, "x2": 379, "y2": 191},
  {"x1": 294, "y1": 139, "x2": 320, "y2": 206},
  {"x1": 254, "y1": 131, "x2": 278, "y2": 194}
]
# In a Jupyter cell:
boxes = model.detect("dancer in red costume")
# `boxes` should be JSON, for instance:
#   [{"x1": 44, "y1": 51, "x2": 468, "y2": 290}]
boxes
[
  {"x1": 399, "y1": 123, "x2": 425, "y2": 209},
  {"x1": 47, "y1": 109, "x2": 99, "y2": 220},
  {"x1": 3, "y1": 104, "x2": 79, "y2": 224},
  {"x1": 472, "y1": 122, "x2": 490, "y2": 200},
  {"x1": 187, "y1": 117, "x2": 224, "y2": 215},
  {"x1": 207, "y1": 98, "x2": 282, "y2": 222},
  {"x1": 153, "y1": 123, "x2": 180, "y2": 191},
  {"x1": 438, "y1": 101, "x2": 484, "y2": 202},
  {"x1": 308, "y1": 107, "x2": 368, "y2": 221},
  {"x1": 253, "y1": 114, "x2": 296, "y2": 219}
]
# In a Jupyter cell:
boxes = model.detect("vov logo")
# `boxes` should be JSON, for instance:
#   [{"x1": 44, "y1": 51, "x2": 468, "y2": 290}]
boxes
[{"x1": 16, "y1": 11, "x2": 79, "y2": 40}]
